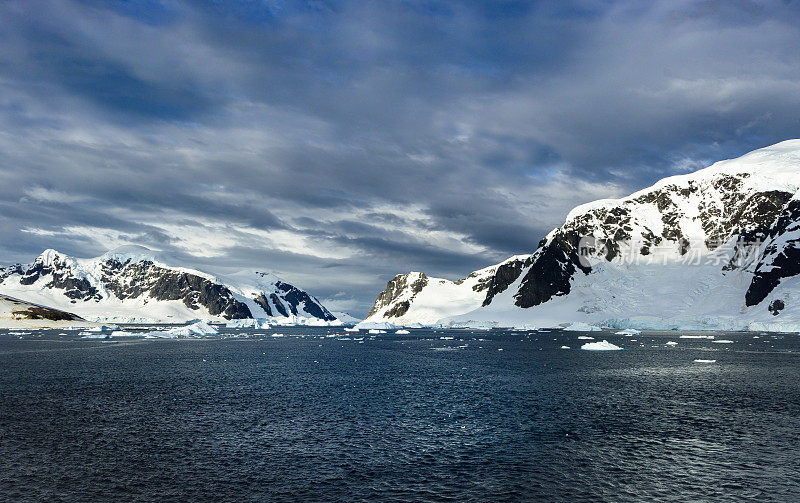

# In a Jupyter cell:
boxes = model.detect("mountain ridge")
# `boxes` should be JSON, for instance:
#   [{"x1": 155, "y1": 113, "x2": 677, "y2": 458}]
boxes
[
  {"x1": 363, "y1": 140, "x2": 800, "y2": 331},
  {"x1": 0, "y1": 247, "x2": 339, "y2": 324}
]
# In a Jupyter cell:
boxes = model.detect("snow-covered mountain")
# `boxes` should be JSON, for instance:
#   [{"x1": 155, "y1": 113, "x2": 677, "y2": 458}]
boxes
[
  {"x1": 0, "y1": 246, "x2": 339, "y2": 324},
  {"x1": 363, "y1": 140, "x2": 800, "y2": 331}
]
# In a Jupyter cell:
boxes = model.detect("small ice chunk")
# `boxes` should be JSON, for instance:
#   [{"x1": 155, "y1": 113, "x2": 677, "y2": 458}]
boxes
[
  {"x1": 615, "y1": 329, "x2": 641, "y2": 335},
  {"x1": 577, "y1": 336, "x2": 595, "y2": 340},
  {"x1": 560, "y1": 345, "x2": 571, "y2": 349},
  {"x1": 666, "y1": 341, "x2": 678, "y2": 346},
  {"x1": 693, "y1": 359, "x2": 717, "y2": 363},
  {"x1": 395, "y1": 329, "x2": 410, "y2": 334},
  {"x1": 712, "y1": 340, "x2": 734, "y2": 344}
]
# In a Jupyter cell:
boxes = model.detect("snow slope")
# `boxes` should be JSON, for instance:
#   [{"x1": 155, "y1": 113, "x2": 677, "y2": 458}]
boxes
[
  {"x1": 0, "y1": 247, "x2": 339, "y2": 324},
  {"x1": 0, "y1": 293, "x2": 94, "y2": 329},
  {"x1": 364, "y1": 140, "x2": 800, "y2": 331}
]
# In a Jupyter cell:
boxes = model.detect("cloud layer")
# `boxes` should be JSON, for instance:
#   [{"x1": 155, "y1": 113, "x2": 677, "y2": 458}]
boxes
[{"x1": 2, "y1": 0, "x2": 799, "y2": 316}]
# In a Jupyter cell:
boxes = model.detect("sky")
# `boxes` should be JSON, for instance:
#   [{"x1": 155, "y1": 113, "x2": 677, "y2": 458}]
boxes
[{"x1": 1, "y1": 0, "x2": 800, "y2": 317}]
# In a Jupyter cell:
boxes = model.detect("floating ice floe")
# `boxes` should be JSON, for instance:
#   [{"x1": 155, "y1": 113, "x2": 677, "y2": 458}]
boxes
[
  {"x1": 580, "y1": 340, "x2": 623, "y2": 351},
  {"x1": 344, "y1": 327, "x2": 360, "y2": 332},
  {"x1": 226, "y1": 318, "x2": 271, "y2": 329},
  {"x1": 395, "y1": 329, "x2": 410, "y2": 334},
  {"x1": 577, "y1": 336, "x2": 595, "y2": 340},
  {"x1": 693, "y1": 359, "x2": 717, "y2": 363},
  {"x1": 354, "y1": 321, "x2": 399, "y2": 330},
  {"x1": 615, "y1": 329, "x2": 640, "y2": 335},
  {"x1": 85, "y1": 325, "x2": 119, "y2": 333},
  {"x1": 666, "y1": 341, "x2": 678, "y2": 346},
  {"x1": 80, "y1": 332, "x2": 110, "y2": 339},
  {"x1": 563, "y1": 322, "x2": 602, "y2": 332},
  {"x1": 145, "y1": 321, "x2": 219, "y2": 338},
  {"x1": 560, "y1": 345, "x2": 571, "y2": 349},
  {"x1": 712, "y1": 339, "x2": 734, "y2": 344},
  {"x1": 679, "y1": 335, "x2": 715, "y2": 339},
  {"x1": 368, "y1": 329, "x2": 386, "y2": 334}
]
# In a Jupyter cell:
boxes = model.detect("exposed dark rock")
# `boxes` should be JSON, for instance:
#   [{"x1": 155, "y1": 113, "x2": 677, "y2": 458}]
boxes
[
  {"x1": 769, "y1": 299, "x2": 785, "y2": 316},
  {"x1": 270, "y1": 293, "x2": 289, "y2": 317},
  {"x1": 274, "y1": 281, "x2": 336, "y2": 321},
  {"x1": 1, "y1": 294, "x2": 84, "y2": 321},
  {"x1": 383, "y1": 300, "x2": 410, "y2": 319},
  {"x1": 253, "y1": 294, "x2": 273, "y2": 316},
  {"x1": 745, "y1": 200, "x2": 800, "y2": 306},
  {"x1": 481, "y1": 257, "x2": 530, "y2": 307},
  {"x1": 366, "y1": 273, "x2": 429, "y2": 319},
  {"x1": 513, "y1": 232, "x2": 591, "y2": 308},
  {"x1": 99, "y1": 259, "x2": 252, "y2": 319}
]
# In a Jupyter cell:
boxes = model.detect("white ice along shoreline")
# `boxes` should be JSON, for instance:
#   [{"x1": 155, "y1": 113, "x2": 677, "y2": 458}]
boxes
[{"x1": 359, "y1": 140, "x2": 800, "y2": 333}]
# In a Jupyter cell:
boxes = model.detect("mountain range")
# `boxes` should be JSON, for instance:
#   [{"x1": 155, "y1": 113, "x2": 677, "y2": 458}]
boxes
[
  {"x1": 362, "y1": 140, "x2": 800, "y2": 331},
  {"x1": 0, "y1": 246, "x2": 339, "y2": 324}
]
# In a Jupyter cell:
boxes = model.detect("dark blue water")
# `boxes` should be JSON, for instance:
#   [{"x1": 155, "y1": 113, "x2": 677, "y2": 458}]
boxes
[{"x1": 1, "y1": 328, "x2": 799, "y2": 502}]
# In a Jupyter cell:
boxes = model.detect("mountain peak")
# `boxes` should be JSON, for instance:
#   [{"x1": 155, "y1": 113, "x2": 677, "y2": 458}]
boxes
[
  {"x1": 100, "y1": 245, "x2": 162, "y2": 263},
  {"x1": 35, "y1": 249, "x2": 70, "y2": 267}
]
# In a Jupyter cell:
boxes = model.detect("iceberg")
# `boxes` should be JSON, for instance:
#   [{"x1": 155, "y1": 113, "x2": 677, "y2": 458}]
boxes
[
  {"x1": 80, "y1": 332, "x2": 110, "y2": 339},
  {"x1": 354, "y1": 321, "x2": 399, "y2": 330},
  {"x1": 85, "y1": 325, "x2": 119, "y2": 332},
  {"x1": 395, "y1": 329, "x2": 410, "y2": 334},
  {"x1": 444, "y1": 320, "x2": 497, "y2": 330},
  {"x1": 580, "y1": 340, "x2": 623, "y2": 351},
  {"x1": 577, "y1": 335, "x2": 595, "y2": 340},
  {"x1": 146, "y1": 321, "x2": 219, "y2": 338},
  {"x1": 226, "y1": 318, "x2": 271, "y2": 329},
  {"x1": 564, "y1": 322, "x2": 602, "y2": 332}
]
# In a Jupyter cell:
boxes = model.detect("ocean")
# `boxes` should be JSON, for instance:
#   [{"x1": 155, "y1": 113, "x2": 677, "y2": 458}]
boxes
[{"x1": 1, "y1": 327, "x2": 799, "y2": 502}]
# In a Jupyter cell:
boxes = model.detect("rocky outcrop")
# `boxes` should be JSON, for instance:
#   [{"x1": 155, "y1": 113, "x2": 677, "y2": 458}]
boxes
[
  {"x1": 366, "y1": 272, "x2": 429, "y2": 319},
  {"x1": 0, "y1": 294, "x2": 84, "y2": 322}
]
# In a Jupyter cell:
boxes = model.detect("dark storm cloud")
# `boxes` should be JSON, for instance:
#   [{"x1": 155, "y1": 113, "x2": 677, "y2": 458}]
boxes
[{"x1": 1, "y1": 0, "x2": 799, "y2": 315}]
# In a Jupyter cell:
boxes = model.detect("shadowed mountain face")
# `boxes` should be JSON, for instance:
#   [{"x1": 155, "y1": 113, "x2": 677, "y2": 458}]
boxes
[
  {"x1": 0, "y1": 249, "x2": 336, "y2": 323},
  {"x1": 363, "y1": 141, "x2": 800, "y2": 328}
]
